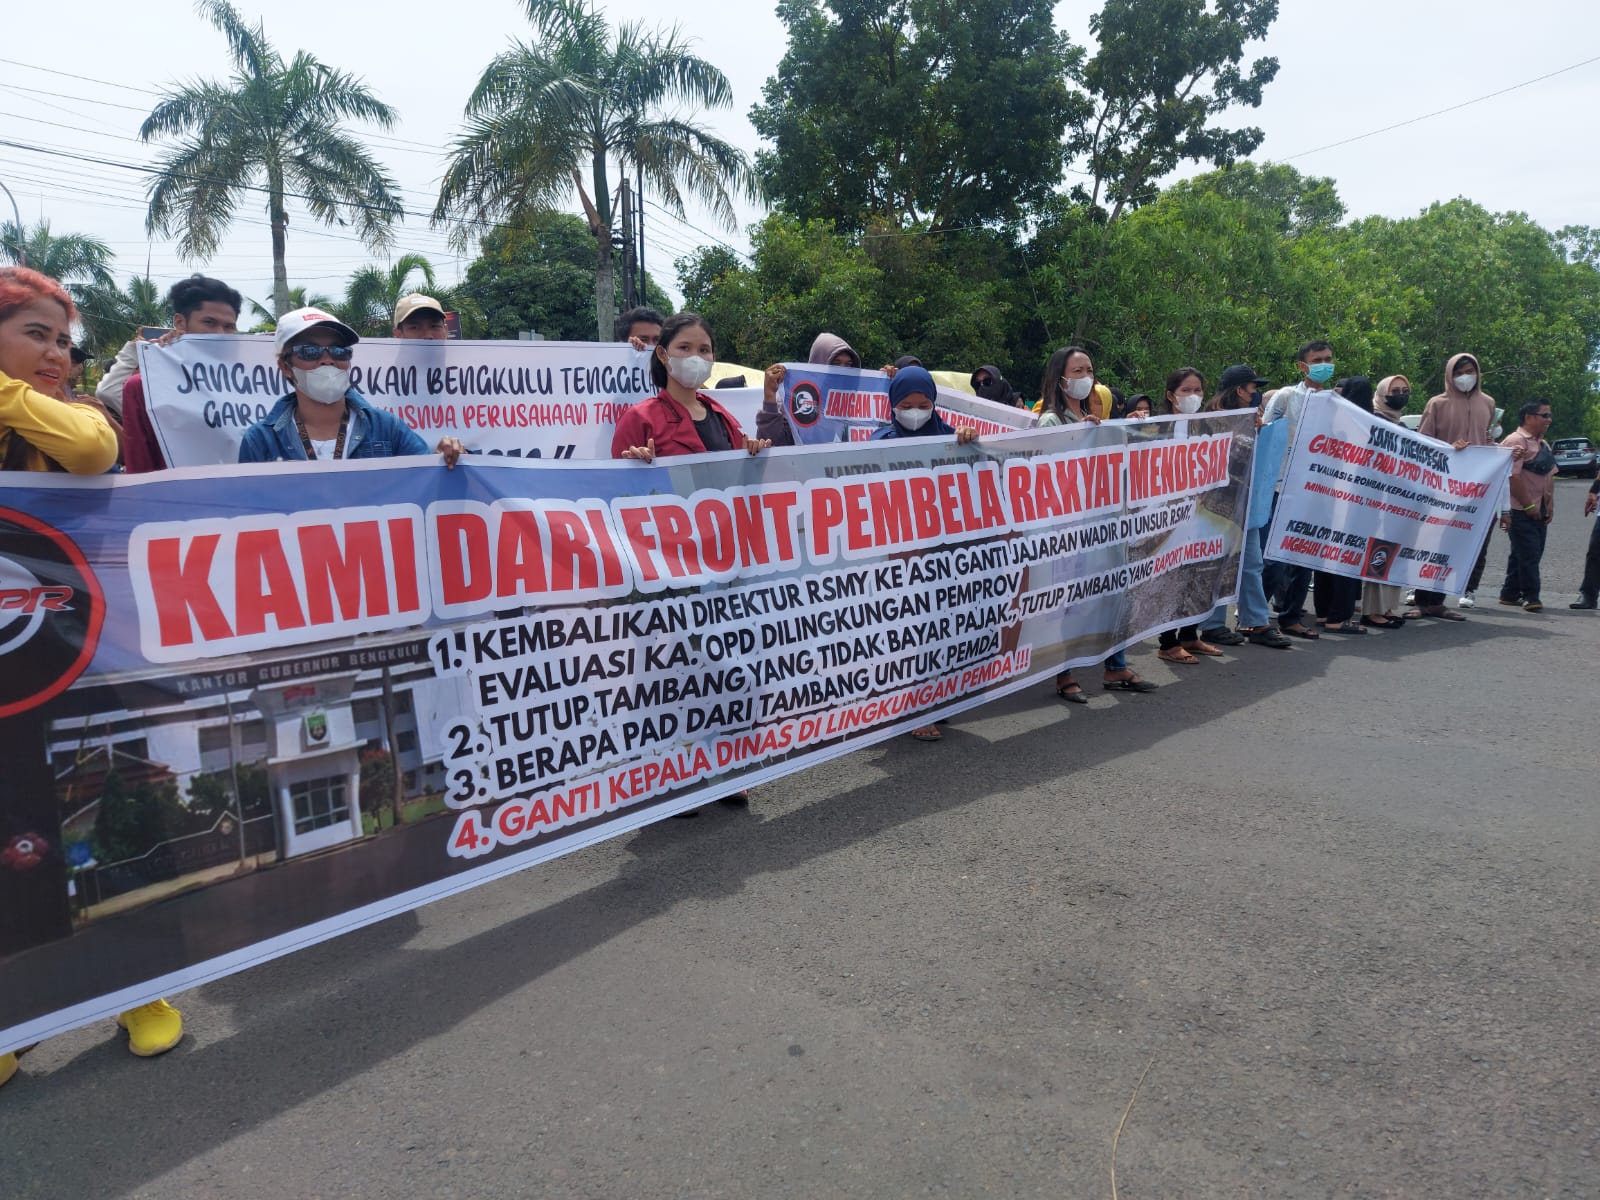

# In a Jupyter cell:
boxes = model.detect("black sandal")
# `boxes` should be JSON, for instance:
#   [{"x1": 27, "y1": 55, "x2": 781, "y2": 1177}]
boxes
[
  {"x1": 1360, "y1": 615, "x2": 1403, "y2": 629},
  {"x1": 1104, "y1": 675, "x2": 1157, "y2": 693},
  {"x1": 1055, "y1": 681, "x2": 1089, "y2": 705}
]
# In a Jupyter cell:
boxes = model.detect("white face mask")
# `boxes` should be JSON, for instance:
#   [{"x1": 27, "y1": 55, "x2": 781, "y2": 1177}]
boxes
[
  {"x1": 895, "y1": 406, "x2": 933, "y2": 431},
  {"x1": 293, "y1": 364, "x2": 349, "y2": 406},
  {"x1": 665, "y1": 354, "x2": 714, "y2": 390},
  {"x1": 1172, "y1": 394, "x2": 1203, "y2": 414},
  {"x1": 1064, "y1": 375, "x2": 1094, "y2": 402},
  {"x1": 1453, "y1": 373, "x2": 1478, "y2": 393}
]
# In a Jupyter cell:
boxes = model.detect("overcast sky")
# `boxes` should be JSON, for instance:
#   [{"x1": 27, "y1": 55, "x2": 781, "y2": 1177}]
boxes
[{"x1": 2, "y1": 0, "x2": 1595, "y2": 317}]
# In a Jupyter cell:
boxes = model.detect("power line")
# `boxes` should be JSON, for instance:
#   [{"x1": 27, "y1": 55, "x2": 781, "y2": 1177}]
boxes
[
  {"x1": 1283, "y1": 54, "x2": 1600, "y2": 162},
  {"x1": 641, "y1": 197, "x2": 749, "y2": 262}
]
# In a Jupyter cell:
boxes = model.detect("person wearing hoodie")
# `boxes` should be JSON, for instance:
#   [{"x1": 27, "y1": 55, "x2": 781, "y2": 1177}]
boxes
[
  {"x1": 869, "y1": 367, "x2": 976, "y2": 741},
  {"x1": 1360, "y1": 376, "x2": 1413, "y2": 627},
  {"x1": 971, "y1": 364, "x2": 1019, "y2": 408},
  {"x1": 758, "y1": 332, "x2": 863, "y2": 447},
  {"x1": 1413, "y1": 352, "x2": 1497, "y2": 617}
]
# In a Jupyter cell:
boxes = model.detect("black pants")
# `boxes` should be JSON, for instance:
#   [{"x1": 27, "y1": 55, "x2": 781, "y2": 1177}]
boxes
[
  {"x1": 1580, "y1": 514, "x2": 1600, "y2": 600},
  {"x1": 1312, "y1": 571, "x2": 1360, "y2": 624},
  {"x1": 1416, "y1": 530, "x2": 1492, "y2": 607},
  {"x1": 1159, "y1": 624, "x2": 1199, "y2": 649},
  {"x1": 1499, "y1": 511, "x2": 1548, "y2": 603}
]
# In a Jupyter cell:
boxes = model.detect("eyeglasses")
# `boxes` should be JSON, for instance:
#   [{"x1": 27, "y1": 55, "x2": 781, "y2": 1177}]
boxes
[
  {"x1": 1535, "y1": 412, "x2": 1553, "y2": 420},
  {"x1": 288, "y1": 343, "x2": 354, "y2": 364}
]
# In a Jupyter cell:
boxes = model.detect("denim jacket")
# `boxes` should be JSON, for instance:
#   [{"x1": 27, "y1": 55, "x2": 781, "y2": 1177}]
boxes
[{"x1": 238, "y1": 390, "x2": 429, "y2": 462}]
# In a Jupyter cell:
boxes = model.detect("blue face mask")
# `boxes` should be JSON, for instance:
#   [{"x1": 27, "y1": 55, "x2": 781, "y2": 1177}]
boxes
[{"x1": 1306, "y1": 362, "x2": 1335, "y2": 385}]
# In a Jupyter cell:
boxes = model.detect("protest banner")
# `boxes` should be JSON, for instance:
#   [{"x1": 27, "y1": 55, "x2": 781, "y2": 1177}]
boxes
[
  {"x1": 134, "y1": 336, "x2": 767, "y2": 465},
  {"x1": 778, "y1": 363, "x2": 1036, "y2": 445},
  {"x1": 0, "y1": 412, "x2": 1249, "y2": 1050},
  {"x1": 1266, "y1": 397, "x2": 1512, "y2": 593}
]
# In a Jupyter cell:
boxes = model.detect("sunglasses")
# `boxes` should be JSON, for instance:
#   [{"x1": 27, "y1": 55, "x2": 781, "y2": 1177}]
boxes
[{"x1": 288, "y1": 343, "x2": 354, "y2": 364}]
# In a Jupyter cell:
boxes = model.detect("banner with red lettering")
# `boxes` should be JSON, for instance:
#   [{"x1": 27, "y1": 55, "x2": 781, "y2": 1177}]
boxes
[
  {"x1": 135, "y1": 336, "x2": 768, "y2": 465},
  {"x1": 0, "y1": 412, "x2": 1250, "y2": 1050},
  {"x1": 777, "y1": 363, "x2": 1036, "y2": 445},
  {"x1": 1265, "y1": 396, "x2": 1512, "y2": 593}
]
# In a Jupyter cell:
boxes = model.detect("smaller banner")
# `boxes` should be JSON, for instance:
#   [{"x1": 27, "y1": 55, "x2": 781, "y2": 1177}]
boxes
[
  {"x1": 778, "y1": 364, "x2": 1035, "y2": 445},
  {"x1": 135, "y1": 337, "x2": 767, "y2": 466},
  {"x1": 1266, "y1": 397, "x2": 1512, "y2": 593}
]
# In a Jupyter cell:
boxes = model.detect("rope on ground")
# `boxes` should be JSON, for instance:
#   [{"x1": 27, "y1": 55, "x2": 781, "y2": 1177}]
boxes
[{"x1": 1109, "y1": 1055, "x2": 1156, "y2": 1200}]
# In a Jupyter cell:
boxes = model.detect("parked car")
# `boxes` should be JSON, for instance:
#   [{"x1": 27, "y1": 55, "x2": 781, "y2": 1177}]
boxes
[{"x1": 1553, "y1": 437, "x2": 1598, "y2": 478}]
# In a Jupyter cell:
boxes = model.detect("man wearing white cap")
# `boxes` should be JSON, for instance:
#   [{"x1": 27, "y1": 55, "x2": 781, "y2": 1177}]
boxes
[
  {"x1": 393, "y1": 293, "x2": 448, "y2": 340},
  {"x1": 238, "y1": 307, "x2": 464, "y2": 464}
]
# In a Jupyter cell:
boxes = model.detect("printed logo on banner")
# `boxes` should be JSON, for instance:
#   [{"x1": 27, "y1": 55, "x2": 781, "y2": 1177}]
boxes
[
  {"x1": 1361, "y1": 537, "x2": 1401, "y2": 581},
  {"x1": 0, "y1": 506, "x2": 105, "y2": 718},
  {"x1": 788, "y1": 381, "x2": 823, "y2": 428}
]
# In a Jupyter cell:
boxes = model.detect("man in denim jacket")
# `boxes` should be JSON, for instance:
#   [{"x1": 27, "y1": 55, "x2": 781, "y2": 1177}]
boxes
[{"x1": 239, "y1": 307, "x2": 463, "y2": 465}]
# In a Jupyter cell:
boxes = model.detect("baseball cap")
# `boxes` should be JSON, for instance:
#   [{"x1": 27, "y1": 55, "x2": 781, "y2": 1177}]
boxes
[
  {"x1": 69, "y1": 344, "x2": 89, "y2": 364},
  {"x1": 393, "y1": 294, "x2": 445, "y2": 326},
  {"x1": 274, "y1": 307, "x2": 359, "y2": 352},
  {"x1": 1218, "y1": 364, "x2": 1269, "y2": 392}
]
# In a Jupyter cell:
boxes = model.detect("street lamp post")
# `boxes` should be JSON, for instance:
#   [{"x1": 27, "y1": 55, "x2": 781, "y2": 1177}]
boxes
[{"x1": 0, "y1": 175, "x2": 23, "y2": 265}]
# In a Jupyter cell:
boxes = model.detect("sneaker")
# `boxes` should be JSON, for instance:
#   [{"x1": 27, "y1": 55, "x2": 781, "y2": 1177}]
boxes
[
  {"x1": 1202, "y1": 627, "x2": 1246, "y2": 646},
  {"x1": 1523, "y1": 600, "x2": 1543, "y2": 612},
  {"x1": 0, "y1": 1051, "x2": 16, "y2": 1089},
  {"x1": 1457, "y1": 592, "x2": 1476, "y2": 609},
  {"x1": 1498, "y1": 597, "x2": 1523, "y2": 607},
  {"x1": 1570, "y1": 596, "x2": 1597, "y2": 610},
  {"x1": 118, "y1": 999, "x2": 183, "y2": 1057}
]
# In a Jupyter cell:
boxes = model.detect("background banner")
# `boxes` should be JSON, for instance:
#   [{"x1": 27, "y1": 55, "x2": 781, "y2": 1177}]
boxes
[
  {"x1": 777, "y1": 363, "x2": 1036, "y2": 444},
  {"x1": 135, "y1": 336, "x2": 768, "y2": 465},
  {"x1": 1266, "y1": 397, "x2": 1512, "y2": 593},
  {"x1": 0, "y1": 412, "x2": 1248, "y2": 1050}
]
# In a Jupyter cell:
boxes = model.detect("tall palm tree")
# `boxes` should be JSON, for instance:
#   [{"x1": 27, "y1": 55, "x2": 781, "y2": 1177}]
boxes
[
  {"x1": 244, "y1": 286, "x2": 337, "y2": 332},
  {"x1": 0, "y1": 220, "x2": 115, "y2": 306},
  {"x1": 338, "y1": 253, "x2": 437, "y2": 336},
  {"x1": 139, "y1": 0, "x2": 404, "y2": 318},
  {"x1": 434, "y1": 0, "x2": 758, "y2": 340},
  {"x1": 74, "y1": 275, "x2": 168, "y2": 356}
]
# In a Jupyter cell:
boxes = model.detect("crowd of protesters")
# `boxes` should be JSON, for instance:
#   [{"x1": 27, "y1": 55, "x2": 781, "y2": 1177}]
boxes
[{"x1": 0, "y1": 260, "x2": 1591, "y2": 1085}]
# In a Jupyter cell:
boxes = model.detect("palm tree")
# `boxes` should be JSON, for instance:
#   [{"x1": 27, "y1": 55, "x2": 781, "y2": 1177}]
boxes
[
  {"x1": 1, "y1": 220, "x2": 115, "y2": 307},
  {"x1": 338, "y1": 253, "x2": 437, "y2": 336},
  {"x1": 434, "y1": 0, "x2": 758, "y2": 340},
  {"x1": 138, "y1": 0, "x2": 404, "y2": 318},
  {"x1": 74, "y1": 275, "x2": 168, "y2": 356},
  {"x1": 244, "y1": 286, "x2": 337, "y2": 332}
]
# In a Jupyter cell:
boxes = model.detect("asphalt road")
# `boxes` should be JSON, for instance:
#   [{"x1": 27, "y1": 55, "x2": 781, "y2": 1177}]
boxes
[{"x1": 6, "y1": 479, "x2": 1597, "y2": 1199}]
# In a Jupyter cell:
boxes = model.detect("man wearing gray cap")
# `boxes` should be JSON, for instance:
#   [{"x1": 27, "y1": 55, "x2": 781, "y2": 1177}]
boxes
[{"x1": 239, "y1": 307, "x2": 463, "y2": 464}]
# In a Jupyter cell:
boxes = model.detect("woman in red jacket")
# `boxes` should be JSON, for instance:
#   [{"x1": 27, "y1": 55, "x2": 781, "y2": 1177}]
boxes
[{"x1": 612, "y1": 312, "x2": 770, "y2": 462}]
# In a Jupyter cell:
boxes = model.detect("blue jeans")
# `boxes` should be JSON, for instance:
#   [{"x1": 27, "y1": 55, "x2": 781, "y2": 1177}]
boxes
[{"x1": 1236, "y1": 524, "x2": 1272, "y2": 627}]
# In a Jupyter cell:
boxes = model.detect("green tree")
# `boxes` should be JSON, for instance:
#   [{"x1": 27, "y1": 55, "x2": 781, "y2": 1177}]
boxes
[
  {"x1": 463, "y1": 212, "x2": 668, "y2": 342},
  {"x1": 337, "y1": 253, "x2": 437, "y2": 336},
  {"x1": 139, "y1": 0, "x2": 404, "y2": 317},
  {"x1": 1172, "y1": 161, "x2": 1344, "y2": 236},
  {"x1": 74, "y1": 275, "x2": 168, "y2": 357},
  {"x1": 0, "y1": 220, "x2": 115, "y2": 308},
  {"x1": 751, "y1": 0, "x2": 1078, "y2": 232},
  {"x1": 434, "y1": 0, "x2": 757, "y2": 340},
  {"x1": 244, "y1": 286, "x2": 337, "y2": 330}
]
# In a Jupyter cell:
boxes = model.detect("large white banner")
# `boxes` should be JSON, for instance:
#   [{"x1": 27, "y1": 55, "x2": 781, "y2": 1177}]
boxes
[
  {"x1": 135, "y1": 336, "x2": 766, "y2": 465},
  {"x1": 1266, "y1": 396, "x2": 1512, "y2": 594}
]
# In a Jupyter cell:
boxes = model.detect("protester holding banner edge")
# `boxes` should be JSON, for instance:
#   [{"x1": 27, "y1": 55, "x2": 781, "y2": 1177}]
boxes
[
  {"x1": 1497, "y1": 400, "x2": 1557, "y2": 611},
  {"x1": 237, "y1": 308, "x2": 466, "y2": 466},
  {"x1": 0, "y1": 265, "x2": 179, "y2": 1083},
  {"x1": 1360, "y1": 375, "x2": 1414, "y2": 628},
  {"x1": 612, "y1": 312, "x2": 769, "y2": 464},
  {"x1": 1261, "y1": 339, "x2": 1338, "y2": 639},
  {"x1": 1413, "y1": 352, "x2": 1497, "y2": 617},
  {"x1": 758, "y1": 331, "x2": 864, "y2": 448}
]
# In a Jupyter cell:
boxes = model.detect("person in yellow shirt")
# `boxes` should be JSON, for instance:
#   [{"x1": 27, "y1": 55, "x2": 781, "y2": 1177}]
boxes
[{"x1": 0, "y1": 267, "x2": 180, "y2": 1087}]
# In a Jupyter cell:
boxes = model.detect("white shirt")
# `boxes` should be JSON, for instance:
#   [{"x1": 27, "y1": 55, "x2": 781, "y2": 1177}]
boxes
[
  {"x1": 309, "y1": 438, "x2": 338, "y2": 461},
  {"x1": 1262, "y1": 380, "x2": 1326, "y2": 491}
]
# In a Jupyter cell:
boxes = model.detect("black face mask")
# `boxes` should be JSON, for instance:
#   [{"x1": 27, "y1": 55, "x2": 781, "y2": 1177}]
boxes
[
  {"x1": 1385, "y1": 392, "x2": 1410, "y2": 409},
  {"x1": 1248, "y1": 388, "x2": 1263, "y2": 408}
]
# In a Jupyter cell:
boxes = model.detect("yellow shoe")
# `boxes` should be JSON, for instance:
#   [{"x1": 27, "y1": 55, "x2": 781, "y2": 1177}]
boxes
[
  {"x1": 117, "y1": 999, "x2": 183, "y2": 1057},
  {"x1": 0, "y1": 1051, "x2": 17, "y2": 1088}
]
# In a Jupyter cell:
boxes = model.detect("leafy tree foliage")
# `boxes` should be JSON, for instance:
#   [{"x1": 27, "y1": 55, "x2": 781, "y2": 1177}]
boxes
[
  {"x1": 752, "y1": 0, "x2": 1077, "y2": 232},
  {"x1": 435, "y1": 0, "x2": 755, "y2": 340},
  {"x1": 140, "y1": 0, "x2": 403, "y2": 317}
]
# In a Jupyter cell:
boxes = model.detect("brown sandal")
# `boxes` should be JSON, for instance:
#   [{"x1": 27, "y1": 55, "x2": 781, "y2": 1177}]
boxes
[
  {"x1": 1182, "y1": 640, "x2": 1224, "y2": 657},
  {"x1": 1158, "y1": 647, "x2": 1199, "y2": 665}
]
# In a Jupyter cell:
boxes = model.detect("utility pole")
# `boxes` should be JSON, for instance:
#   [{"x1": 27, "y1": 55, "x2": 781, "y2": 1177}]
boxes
[
  {"x1": 619, "y1": 178, "x2": 637, "y2": 311},
  {"x1": 636, "y1": 167, "x2": 646, "y2": 304}
]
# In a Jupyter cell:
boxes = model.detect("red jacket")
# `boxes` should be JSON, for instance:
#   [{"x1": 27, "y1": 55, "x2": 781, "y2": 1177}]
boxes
[
  {"x1": 611, "y1": 390, "x2": 744, "y2": 459},
  {"x1": 119, "y1": 373, "x2": 168, "y2": 474}
]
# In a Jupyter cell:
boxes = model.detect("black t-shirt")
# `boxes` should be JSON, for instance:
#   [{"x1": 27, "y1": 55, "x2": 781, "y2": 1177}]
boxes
[{"x1": 693, "y1": 410, "x2": 732, "y2": 452}]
